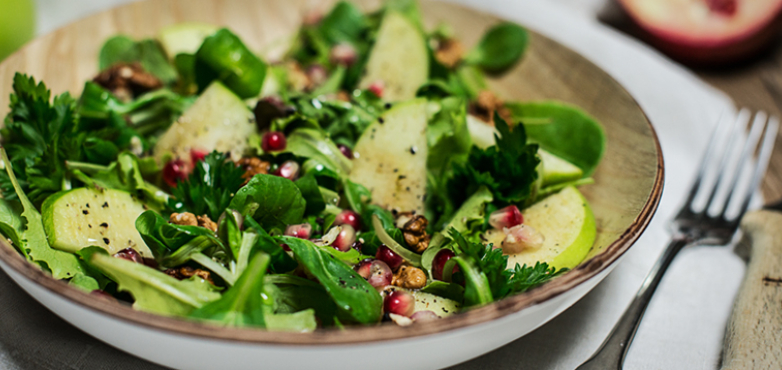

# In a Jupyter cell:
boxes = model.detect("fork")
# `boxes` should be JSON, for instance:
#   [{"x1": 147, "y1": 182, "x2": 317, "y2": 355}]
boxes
[{"x1": 576, "y1": 109, "x2": 779, "y2": 370}]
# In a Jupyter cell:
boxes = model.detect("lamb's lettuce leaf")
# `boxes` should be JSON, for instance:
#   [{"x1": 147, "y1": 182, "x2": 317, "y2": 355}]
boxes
[
  {"x1": 99, "y1": 36, "x2": 178, "y2": 84},
  {"x1": 228, "y1": 174, "x2": 306, "y2": 231}
]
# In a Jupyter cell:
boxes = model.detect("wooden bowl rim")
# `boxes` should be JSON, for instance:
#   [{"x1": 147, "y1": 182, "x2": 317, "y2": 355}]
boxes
[{"x1": 0, "y1": 0, "x2": 664, "y2": 345}]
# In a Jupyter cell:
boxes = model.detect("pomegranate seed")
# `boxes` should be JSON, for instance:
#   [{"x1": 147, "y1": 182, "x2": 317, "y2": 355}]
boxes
[
  {"x1": 162, "y1": 158, "x2": 189, "y2": 187},
  {"x1": 384, "y1": 290, "x2": 415, "y2": 317},
  {"x1": 334, "y1": 210, "x2": 361, "y2": 230},
  {"x1": 706, "y1": 0, "x2": 737, "y2": 15},
  {"x1": 368, "y1": 81, "x2": 384, "y2": 98},
  {"x1": 113, "y1": 248, "x2": 143, "y2": 264},
  {"x1": 351, "y1": 241, "x2": 363, "y2": 252},
  {"x1": 262, "y1": 131, "x2": 287, "y2": 152},
  {"x1": 189, "y1": 148, "x2": 208, "y2": 163},
  {"x1": 142, "y1": 258, "x2": 159, "y2": 269},
  {"x1": 330, "y1": 43, "x2": 358, "y2": 66},
  {"x1": 411, "y1": 310, "x2": 439, "y2": 321},
  {"x1": 376, "y1": 245, "x2": 404, "y2": 270},
  {"x1": 281, "y1": 243, "x2": 291, "y2": 252},
  {"x1": 332, "y1": 224, "x2": 356, "y2": 252},
  {"x1": 285, "y1": 223, "x2": 312, "y2": 239},
  {"x1": 489, "y1": 205, "x2": 523, "y2": 230},
  {"x1": 306, "y1": 64, "x2": 328, "y2": 88},
  {"x1": 338, "y1": 144, "x2": 354, "y2": 159},
  {"x1": 432, "y1": 249, "x2": 459, "y2": 281},
  {"x1": 367, "y1": 260, "x2": 393, "y2": 288},
  {"x1": 355, "y1": 258, "x2": 374, "y2": 279},
  {"x1": 501, "y1": 224, "x2": 545, "y2": 254},
  {"x1": 273, "y1": 160, "x2": 300, "y2": 181}
]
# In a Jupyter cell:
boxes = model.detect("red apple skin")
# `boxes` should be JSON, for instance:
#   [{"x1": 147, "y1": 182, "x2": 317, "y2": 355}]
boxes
[{"x1": 618, "y1": 0, "x2": 782, "y2": 65}]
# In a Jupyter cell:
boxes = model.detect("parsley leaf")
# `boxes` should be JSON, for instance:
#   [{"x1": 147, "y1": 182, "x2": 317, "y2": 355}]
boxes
[
  {"x1": 0, "y1": 73, "x2": 79, "y2": 204},
  {"x1": 447, "y1": 112, "x2": 539, "y2": 208},
  {"x1": 448, "y1": 228, "x2": 565, "y2": 301},
  {"x1": 168, "y1": 151, "x2": 245, "y2": 220}
]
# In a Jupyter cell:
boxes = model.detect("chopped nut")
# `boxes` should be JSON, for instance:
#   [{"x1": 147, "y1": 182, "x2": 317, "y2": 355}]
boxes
[
  {"x1": 435, "y1": 38, "x2": 464, "y2": 68},
  {"x1": 286, "y1": 62, "x2": 310, "y2": 92},
  {"x1": 93, "y1": 62, "x2": 162, "y2": 101},
  {"x1": 392, "y1": 265, "x2": 427, "y2": 289},
  {"x1": 237, "y1": 157, "x2": 271, "y2": 183},
  {"x1": 395, "y1": 211, "x2": 415, "y2": 229},
  {"x1": 402, "y1": 215, "x2": 430, "y2": 253},
  {"x1": 165, "y1": 266, "x2": 214, "y2": 284},
  {"x1": 197, "y1": 215, "x2": 218, "y2": 232},
  {"x1": 170, "y1": 212, "x2": 198, "y2": 226},
  {"x1": 470, "y1": 90, "x2": 512, "y2": 125}
]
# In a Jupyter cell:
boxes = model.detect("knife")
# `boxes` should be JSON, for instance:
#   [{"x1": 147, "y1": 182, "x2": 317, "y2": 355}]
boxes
[{"x1": 719, "y1": 202, "x2": 782, "y2": 369}]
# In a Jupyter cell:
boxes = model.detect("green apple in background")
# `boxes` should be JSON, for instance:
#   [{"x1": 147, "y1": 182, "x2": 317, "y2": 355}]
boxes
[{"x1": 0, "y1": 0, "x2": 35, "y2": 61}]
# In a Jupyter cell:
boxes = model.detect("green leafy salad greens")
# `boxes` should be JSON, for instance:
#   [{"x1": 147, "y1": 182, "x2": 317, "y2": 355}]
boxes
[{"x1": 0, "y1": 0, "x2": 605, "y2": 331}]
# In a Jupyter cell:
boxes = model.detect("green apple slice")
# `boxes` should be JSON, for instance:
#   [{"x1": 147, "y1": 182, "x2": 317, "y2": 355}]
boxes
[
  {"x1": 539, "y1": 149, "x2": 583, "y2": 186},
  {"x1": 42, "y1": 188, "x2": 152, "y2": 257},
  {"x1": 507, "y1": 186, "x2": 596, "y2": 270},
  {"x1": 158, "y1": 22, "x2": 218, "y2": 57},
  {"x1": 358, "y1": 11, "x2": 428, "y2": 101},
  {"x1": 349, "y1": 99, "x2": 429, "y2": 214},
  {"x1": 413, "y1": 290, "x2": 460, "y2": 318}
]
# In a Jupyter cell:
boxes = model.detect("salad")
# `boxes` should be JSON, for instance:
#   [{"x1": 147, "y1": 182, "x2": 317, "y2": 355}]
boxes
[{"x1": 0, "y1": 0, "x2": 605, "y2": 331}]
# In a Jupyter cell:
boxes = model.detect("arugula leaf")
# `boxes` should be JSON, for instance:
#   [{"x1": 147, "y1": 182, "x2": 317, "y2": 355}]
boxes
[
  {"x1": 266, "y1": 274, "x2": 337, "y2": 326},
  {"x1": 295, "y1": 173, "x2": 326, "y2": 216},
  {"x1": 85, "y1": 247, "x2": 220, "y2": 316},
  {"x1": 0, "y1": 149, "x2": 86, "y2": 279},
  {"x1": 99, "y1": 36, "x2": 178, "y2": 84},
  {"x1": 427, "y1": 97, "x2": 472, "y2": 175},
  {"x1": 464, "y1": 23, "x2": 528, "y2": 74},
  {"x1": 229, "y1": 174, "x2": 306, "y2": 231},
  {"x1": 505, "y1": 101, "x2": 606, "y2": 177},
  {"x1": 135, "y1": 210, "x2": 224, "y2": 261},
  {"x1": 169, "y1": 151, "x2": 245, "y2": 221},
  {"x1": 447, "y1": 112, "x2": 540, "y2": 208},
  {"x1": 67, "y1": 152, "x2": 169, "y2": 211},
  {"x1": 285, "y1": 128, "x2": 352, "y2": 176},
  {"x1": 279, "y1": 236, "x2": 382, "y2": 324}
]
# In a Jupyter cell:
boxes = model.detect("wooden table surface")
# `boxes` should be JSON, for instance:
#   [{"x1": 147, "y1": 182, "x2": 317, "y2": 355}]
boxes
[{"x1": 602, "y1": 11, "x2": 782, "y2": 202}]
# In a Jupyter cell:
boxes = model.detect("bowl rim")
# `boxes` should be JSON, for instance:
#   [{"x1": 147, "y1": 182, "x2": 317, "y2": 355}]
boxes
[{"x1": 0, "y1": 0, "x2": 665, "y2": 346}]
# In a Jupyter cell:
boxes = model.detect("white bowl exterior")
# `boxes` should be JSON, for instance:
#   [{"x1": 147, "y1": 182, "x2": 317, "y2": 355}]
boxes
[{"x1": 0, "y1": 257, "x2": 617, "y2": 370}]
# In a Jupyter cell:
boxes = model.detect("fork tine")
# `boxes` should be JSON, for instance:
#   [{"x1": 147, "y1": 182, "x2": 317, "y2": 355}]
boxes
[
  {"x1": 717, "y1": 111, "x2": 768, "y2": 217},
  {"x1": 702, "y1": 109, "x2": 752, "y2": 211},
  {"x1": 681, "y1": 110, "x2": 741, "y2": 210},
  {"x1": 736, "y1": 116, "x2": 779, "y2": 219}
]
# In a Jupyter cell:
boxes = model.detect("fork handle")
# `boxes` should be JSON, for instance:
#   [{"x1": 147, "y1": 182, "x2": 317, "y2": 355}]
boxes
[
  {"x1": 576, "y1": 237, "x2": 689, "y2": 370},
  {"x1": 720, "y1": 210, "x2": 782, "y2": 370}
]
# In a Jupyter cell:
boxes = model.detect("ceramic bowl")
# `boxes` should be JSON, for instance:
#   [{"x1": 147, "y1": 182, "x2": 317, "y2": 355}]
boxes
[{"x1": 0, "y1": 0, "x2": 663, "y2": 369}]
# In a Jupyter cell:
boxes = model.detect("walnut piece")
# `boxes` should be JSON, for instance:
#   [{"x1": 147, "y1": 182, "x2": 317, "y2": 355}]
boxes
[
  {"x1": 470, "y1": 90, "x2": 512, "y2": 125},
  {"x1": 197, "y1": 215, "x2": 218, "y2": 232},
  {"x1": 435, "y1": 38, "x2": 464, "y2": 69},
  {"x1": 392, "y1": 265, "x2": 427, "y2": 290},
  {"x1": 170, "y1": 212, "x2": 198, "y2": 226},
  {"x1": 402, "y1": 215, "x2": 430, "y2": 253},
  {"x1": 165, "y1": 266, "x2": 214, "y2": 284},
  {"x1": 93, "y1": 62, "x2": 162, "y2": 101},
  {"x1": 237, "y1": 157, "x2": 271, "y2": 183}
]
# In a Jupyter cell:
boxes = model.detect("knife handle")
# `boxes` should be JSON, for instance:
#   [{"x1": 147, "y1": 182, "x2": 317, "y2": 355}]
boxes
[{"x1": 721, "y1": 210, "x2": 782, "y2": 370}]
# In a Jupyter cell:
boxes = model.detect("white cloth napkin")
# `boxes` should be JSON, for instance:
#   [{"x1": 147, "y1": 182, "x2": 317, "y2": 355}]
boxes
[{"x1": 29, "y1": 1, "x2": 744, "y2": 369}]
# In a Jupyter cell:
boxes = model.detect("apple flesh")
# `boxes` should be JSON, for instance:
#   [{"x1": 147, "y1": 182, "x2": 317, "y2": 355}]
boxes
[
  {"x1": 506, "y1": 186, "x2": 596, "y2": 270},
  {"x1": 619, "y1": 0, "x2": 782, "y2": 65}
]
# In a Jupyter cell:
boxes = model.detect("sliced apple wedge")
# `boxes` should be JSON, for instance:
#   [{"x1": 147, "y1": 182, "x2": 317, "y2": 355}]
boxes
[
  {"x1": 507, "y1": 186, "x2": 596, "y2": 270},
  {"x1": 349, "y1": 99, "x2": 428, "y2": 214},
  {"x1": 358, "y1": 11, "x2": 428, "y2": 101}
]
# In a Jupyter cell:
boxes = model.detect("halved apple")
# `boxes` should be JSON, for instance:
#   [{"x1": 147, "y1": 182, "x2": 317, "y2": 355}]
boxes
[
  {"x1": 619, "y1": 0, "x2": 782, "y2": 64},
  {"x1": 506, "y1": 186, "x2": 596, "y2": 270}
]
